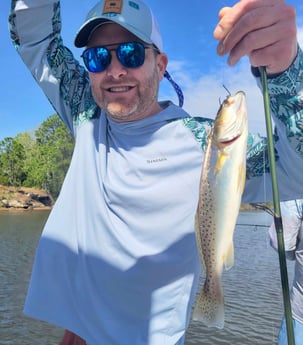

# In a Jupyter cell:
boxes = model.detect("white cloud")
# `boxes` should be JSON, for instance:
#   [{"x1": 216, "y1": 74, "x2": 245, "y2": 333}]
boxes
[{"x1": 161, "y1": 58, "x2": 266, "y2": 135}]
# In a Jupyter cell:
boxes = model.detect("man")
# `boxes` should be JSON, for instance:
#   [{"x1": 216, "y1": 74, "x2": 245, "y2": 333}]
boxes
[
  {"x1": 9, "y1": 0, "x2": 303, "y2": 344},
  {"x1": 269, "y1": 200, "x2": 303, "y2": 345}
]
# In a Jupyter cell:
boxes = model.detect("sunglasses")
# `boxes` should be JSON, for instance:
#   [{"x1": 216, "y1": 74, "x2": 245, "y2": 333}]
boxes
[{"x1": 81, "y1": 41, "x2": 158, "y2": 73}]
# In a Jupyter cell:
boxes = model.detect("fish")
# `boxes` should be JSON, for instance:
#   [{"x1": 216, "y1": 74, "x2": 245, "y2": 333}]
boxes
[{"x1": 192, "y1": 91, "x2": 248, "y2": 328}]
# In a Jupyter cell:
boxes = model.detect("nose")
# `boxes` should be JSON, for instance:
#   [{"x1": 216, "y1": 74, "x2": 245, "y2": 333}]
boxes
[{"x1": 106, "y1": 52, "x2": 127, "y2": 79}]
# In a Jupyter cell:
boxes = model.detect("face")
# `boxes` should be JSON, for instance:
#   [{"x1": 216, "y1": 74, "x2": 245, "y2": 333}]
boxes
[{"x1": 86, "y1": 23, "x2": 168, "y2": 122}]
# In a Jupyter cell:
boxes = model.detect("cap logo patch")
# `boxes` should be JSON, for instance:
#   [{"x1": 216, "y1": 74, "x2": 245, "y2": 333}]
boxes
[{"x1": 102, "y1": 0, "x2": 123, "y2": 14}]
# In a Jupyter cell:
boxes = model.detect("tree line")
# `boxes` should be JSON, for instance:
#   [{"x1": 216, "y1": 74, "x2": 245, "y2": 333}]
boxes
[{"x1": 0, "y1": 114, "x2": 75, "y2": 198}]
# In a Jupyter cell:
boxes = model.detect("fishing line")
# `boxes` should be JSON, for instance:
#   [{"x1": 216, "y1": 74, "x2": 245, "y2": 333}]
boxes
[{"x1": 260, "y1": 66, "x2": 295, "y2": 345}]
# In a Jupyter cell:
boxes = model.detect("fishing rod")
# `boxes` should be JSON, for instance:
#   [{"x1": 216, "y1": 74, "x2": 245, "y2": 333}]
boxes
[{"x1": 259, "y1": 66, "x2": 295, "y2": 345}]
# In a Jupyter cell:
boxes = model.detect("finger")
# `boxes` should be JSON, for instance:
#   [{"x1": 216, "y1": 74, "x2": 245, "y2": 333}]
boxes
[
  {"x1": 218, "y1": 7, "x2": 232, "y2": 20},
  {"x1": 227, "y1": 20, "x2": 297, "y2": 74},
  {"x1": 224, "y1": 7, "x2": 297, "y2": 73},
  {"x1": 213, "y1": 0, "x2": 283, "y2": 41},
  {"x1": 218, "y1": 3, "x2": 288, "y2": 56},
  {"x1": 248, "y1": 40, "x2": 297, "y2": 74},
  {"x1": 249, "y1": 39, "x2": 298, "y2": 75},
  {"x1": 217, "y1": 2, "x2": 296, "y2": 57}
]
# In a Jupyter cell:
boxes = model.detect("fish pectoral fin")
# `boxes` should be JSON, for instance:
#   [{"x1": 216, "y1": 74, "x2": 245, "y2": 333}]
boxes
[
  {"x1": 224, "y1": 242, "x2": 234, "y2": 270},
  {"x1": 214, "y1": 152, "x2": 228, "y2": 174},
  {"x1": 237, "y1": 164, "x2": 246, "y2": 193}
]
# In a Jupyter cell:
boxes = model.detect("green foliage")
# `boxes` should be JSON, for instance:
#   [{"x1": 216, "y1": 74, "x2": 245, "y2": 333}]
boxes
[
  {"x1": 0, "y1": 114, "x2": 74, "y2": 198},
  {"x1": 0, "y1": 137, "x2": 26, "y2": 186}
]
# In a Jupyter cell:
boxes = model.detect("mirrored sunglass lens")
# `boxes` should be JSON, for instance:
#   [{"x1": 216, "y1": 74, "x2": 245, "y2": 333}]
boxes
[
  {"x1": 118, "y1": 42, "x2": 145, "y2": 68},
  {"x1": 83, "y1": 47, "x2": 110, "y2": 72}
]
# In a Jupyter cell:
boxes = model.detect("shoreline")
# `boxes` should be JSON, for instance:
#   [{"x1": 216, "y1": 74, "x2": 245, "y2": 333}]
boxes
[
  {"x1": 0, "y1": 184, "x2": 53, "y2": 211},
  {"x1": 0, "y1": 206, "x2": 52, "y2": 212}
]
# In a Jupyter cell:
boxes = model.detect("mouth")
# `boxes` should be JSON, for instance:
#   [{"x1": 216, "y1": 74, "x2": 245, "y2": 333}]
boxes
[{"x1": 107, "y1": 86, "x2": 134, "y2": 93}]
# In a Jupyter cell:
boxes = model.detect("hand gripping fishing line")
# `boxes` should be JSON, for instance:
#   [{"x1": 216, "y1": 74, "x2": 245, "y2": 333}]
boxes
[{"x1": 259, "y1": 66, "x2": 295, "y2": 345}]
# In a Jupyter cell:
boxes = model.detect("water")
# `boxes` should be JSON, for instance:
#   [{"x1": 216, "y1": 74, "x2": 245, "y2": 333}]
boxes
[
  {"x1": 0, "y1": 210, "x2": 63, "y2": 345},
  {"x1": 0, "y1": 210, "x2": 293, "y2": 345},
  {"x1": 185, "y1": 211, "x2": 294, "y2": 345}
]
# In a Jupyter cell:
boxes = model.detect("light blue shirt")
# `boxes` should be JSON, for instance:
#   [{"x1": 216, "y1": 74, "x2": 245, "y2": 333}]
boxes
[{"x1": 25, "y1": 105, "x2": 204, "y2": 344}]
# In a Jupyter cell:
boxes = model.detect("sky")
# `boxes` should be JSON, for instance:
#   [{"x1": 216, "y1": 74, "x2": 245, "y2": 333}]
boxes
[{"x1": 1, "y1": 0, "x2": 303, "y2": 140}]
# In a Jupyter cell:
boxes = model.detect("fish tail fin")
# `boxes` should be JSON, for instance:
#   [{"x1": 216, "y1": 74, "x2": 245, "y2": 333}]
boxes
[{"x1": 192, "y1": 280, "x2": 225, "y2": 329}]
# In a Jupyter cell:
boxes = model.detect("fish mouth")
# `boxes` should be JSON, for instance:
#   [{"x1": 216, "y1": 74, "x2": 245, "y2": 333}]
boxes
[
  {"x1": 219, "y1": 133, "x2": 241, "y2": 146},
  {"x1": 215, "y1": 91, "x2": 247, "y2": 145}
]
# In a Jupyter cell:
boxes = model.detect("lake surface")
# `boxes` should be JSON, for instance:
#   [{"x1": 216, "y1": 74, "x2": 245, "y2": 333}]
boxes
[{"x1": 0, "y1": 210, "x2": 294, "y2": 345}]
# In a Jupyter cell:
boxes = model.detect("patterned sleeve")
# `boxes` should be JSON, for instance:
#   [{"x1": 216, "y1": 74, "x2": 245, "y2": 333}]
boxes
[
  {"x1": 9, "y1": 0, "x2": 98, "y2": 136},
  {"x1": 242, "y1": 47, "x2": 303, "y2": 203}
]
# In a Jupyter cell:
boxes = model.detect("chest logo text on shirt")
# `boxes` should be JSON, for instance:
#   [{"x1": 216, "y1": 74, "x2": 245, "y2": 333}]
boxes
[{"x1": 146, "y1": 157, "x2": 168, "y2": 164}]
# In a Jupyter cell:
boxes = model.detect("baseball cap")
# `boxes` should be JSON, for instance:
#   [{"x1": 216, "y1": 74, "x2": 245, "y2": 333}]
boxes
[{"x1": 74, "y1": 0, "x2": 163, "y2": 51}]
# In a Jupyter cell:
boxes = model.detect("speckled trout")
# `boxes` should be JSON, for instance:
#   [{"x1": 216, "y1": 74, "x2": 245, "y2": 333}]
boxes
[{"x1": 193, "y1": 91, "x2": 248, "y2": 328}]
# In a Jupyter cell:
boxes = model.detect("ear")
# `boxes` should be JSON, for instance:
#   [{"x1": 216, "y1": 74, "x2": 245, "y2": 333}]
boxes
[{"x1": 157, "y1": 53, "x2": 168, "y2": 81}]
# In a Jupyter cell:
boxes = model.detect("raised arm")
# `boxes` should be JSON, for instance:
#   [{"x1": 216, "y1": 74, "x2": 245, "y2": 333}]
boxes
[{"x1": 9, "y1": 0, "x2": 97, "y2": 135}]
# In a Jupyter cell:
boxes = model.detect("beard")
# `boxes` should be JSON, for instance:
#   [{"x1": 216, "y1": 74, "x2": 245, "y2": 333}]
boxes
[
  {"x1": 93, "y1": 64, "x2": 160, "y2": 122},
  {"x1": 106, "y1": 100, "x2": 138, "y2": 121}
]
